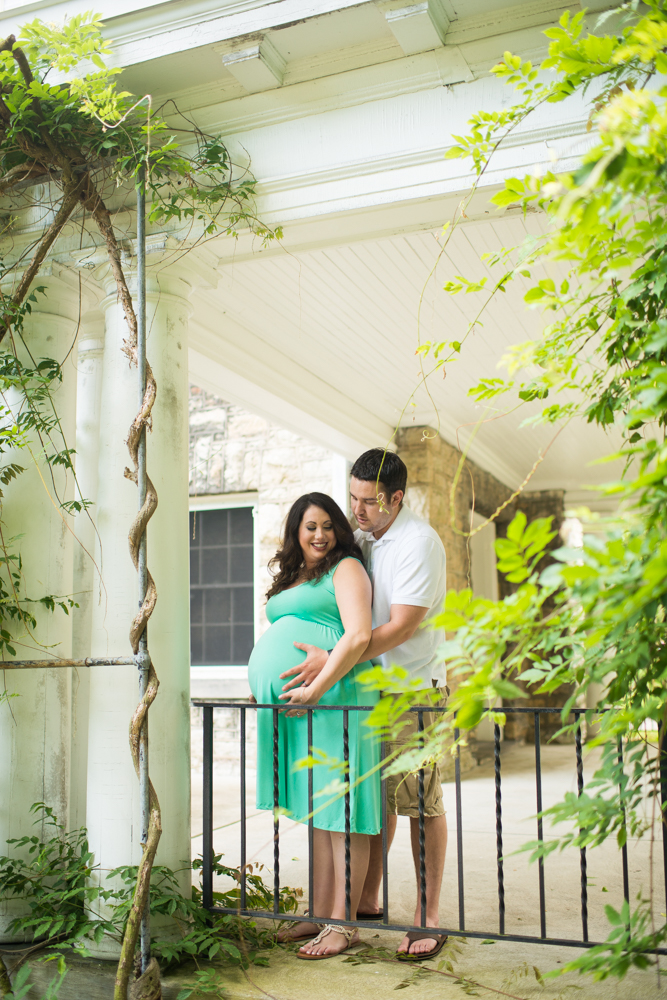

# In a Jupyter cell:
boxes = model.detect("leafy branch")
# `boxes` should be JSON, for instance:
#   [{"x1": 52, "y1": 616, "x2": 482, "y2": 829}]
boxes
[{"x1": 394, "y1": 2, "x2": 667, "y2": 981}]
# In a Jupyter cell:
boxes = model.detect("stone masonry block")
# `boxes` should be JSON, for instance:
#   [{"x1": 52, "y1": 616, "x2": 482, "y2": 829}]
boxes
[{"x1": 227, "y1": 409, "x2": 269, "y2": 438}]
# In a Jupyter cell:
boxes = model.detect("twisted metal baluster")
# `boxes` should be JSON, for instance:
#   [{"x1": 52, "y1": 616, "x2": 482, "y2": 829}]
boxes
[
  {"x1": 534, "y1": 713, "x2": 546, "y2": 939},
  {"x1": 454, "y1": 725, "x2": 465, "y2": 931},
  {"x1": 418, "y1": 710, "x2": 426, "y2": 927},
  {"x1": 202, "y1": 706, "x2": 213, "y2": 910},
  {"x1": 240, "y1": 706, "x2": 247, "y2": 911},
  {"x1": 575, "y1": 713, "x2": 588, "y2": 942},
  {"x1": 617, "y1": 736, "x2": 630, "y2": 906},
  {"x1": 659, "y1": 722, "x2": 667, "y2": 917},
  {"x1": 308, "y1": 710, "x2": 314, "y2": 920},
  {"x1": 273, "y1": 707, "x2": 280, "y2": 915},
  {"x1": 344, "y1": 709, "x2": 351, "y2": 922},
  {"x1": 381, "y1": 732, "x2": 389, "y2": 923},
  {"x1": 494, "y1": 722, "x2": 505, "y2": 935}
]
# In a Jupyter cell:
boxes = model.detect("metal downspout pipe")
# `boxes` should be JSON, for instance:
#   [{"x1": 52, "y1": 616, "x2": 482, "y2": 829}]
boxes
[{"x1": 135, "y1": 167, "x2": 151, "y2": 975}]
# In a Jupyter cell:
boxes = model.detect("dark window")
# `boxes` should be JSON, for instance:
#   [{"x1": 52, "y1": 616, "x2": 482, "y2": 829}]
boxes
[{"x1": 189, "y1": 507, "x2": 254, "y2": 665}]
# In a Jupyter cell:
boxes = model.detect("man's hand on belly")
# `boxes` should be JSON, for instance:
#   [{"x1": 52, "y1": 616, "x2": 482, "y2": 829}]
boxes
[{"x1": 280, "y1": 643, "x2": 329, "y2": 691}]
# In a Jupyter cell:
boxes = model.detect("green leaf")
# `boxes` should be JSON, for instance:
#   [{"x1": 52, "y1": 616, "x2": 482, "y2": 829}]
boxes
[
  {"x1": 506, "y1": 512, "x2": 527, "y2": 544},
  {"x1": 456, "y1": 700, "x2": 484, "y2": 730},
  {"x1": 493, "y1": 680, "x2": 528, "y2": 700}
]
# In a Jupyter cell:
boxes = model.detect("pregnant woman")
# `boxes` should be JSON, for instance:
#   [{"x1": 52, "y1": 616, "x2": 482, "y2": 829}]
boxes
[{"x1": 248, "y1": 492, "x2": 380, "y2": 960}]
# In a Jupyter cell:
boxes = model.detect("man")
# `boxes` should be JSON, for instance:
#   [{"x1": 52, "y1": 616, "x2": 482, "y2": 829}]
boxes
[{"x1": 280, "y1": 448, "x2": 448, "y2": 960}]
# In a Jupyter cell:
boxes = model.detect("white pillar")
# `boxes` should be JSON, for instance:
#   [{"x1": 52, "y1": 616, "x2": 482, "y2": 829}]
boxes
[
  {"x1": 0, "y1": 273, "x2": 82, "y2": 940},
  {"x1": 331, "y1": 453, "x2": 350, "y2": 516},
  {"x1": 70, "y1": 315, "x2": 105, "y2": 831},
  {"x1": 85, "y1": 267, "x2": 192, "y2": 956}
]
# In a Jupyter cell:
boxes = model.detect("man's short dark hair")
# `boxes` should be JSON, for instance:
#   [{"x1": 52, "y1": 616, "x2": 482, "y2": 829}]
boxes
[{"x1": 350, "y1": 448, "x2": 407, "y2": 497}]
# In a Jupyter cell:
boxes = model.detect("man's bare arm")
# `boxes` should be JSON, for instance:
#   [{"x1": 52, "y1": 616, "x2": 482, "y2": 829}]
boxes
[
  {"x1": 280, "y1": 604, "x2": 429, "y2": 691},
  {"x1": 360, "y1": 604, "x2": 428, "y2": 661}
]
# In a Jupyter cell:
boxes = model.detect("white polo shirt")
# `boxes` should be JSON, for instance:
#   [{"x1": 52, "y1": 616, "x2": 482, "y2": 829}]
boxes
[{"x1": 355, "y1": 505, "x2": 447, "y2": 686}]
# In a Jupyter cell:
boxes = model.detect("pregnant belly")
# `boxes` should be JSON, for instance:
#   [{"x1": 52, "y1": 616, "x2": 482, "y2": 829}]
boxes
[{"x1": 248, "y1": 616, "x2": 342, "y2": 702}]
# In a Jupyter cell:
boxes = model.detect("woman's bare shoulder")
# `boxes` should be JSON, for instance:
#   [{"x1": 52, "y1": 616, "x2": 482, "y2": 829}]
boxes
[{"x1": 332, "y1": 556, "x2": 369, "y2": 584}]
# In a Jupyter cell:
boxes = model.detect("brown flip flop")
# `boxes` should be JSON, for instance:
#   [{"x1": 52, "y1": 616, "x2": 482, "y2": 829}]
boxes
[{"x1": 396, "y1": 930, "x2": 448, "y2": 962}]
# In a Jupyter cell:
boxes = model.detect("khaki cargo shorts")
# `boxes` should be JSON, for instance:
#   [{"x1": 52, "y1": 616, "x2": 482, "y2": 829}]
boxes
[{"x1": 385, "y1": 685, "x2": 448, "y2": 818}]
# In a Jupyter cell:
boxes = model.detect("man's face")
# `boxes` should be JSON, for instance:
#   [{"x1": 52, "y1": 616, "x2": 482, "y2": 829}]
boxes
[{"x1": 350, "y1": 476, "x2": 403, "y2": 538}]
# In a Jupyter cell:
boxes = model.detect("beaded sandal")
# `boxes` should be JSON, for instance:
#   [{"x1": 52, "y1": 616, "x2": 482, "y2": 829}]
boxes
[
  {"x1": 296, "y1": 923, "x2": 359, "y2": 960},
  {"x1": 276, "y1": 920, "x2": 324, "y2": 943}
]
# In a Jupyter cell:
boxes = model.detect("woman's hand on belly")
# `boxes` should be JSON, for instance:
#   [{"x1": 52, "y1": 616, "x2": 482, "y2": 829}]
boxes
[
  {"x1": 279, "y1": 681, "x2": 319, "y2": 717},
  {"x1": 279, "y1": 642, "x2": 329, "y2": 693}
]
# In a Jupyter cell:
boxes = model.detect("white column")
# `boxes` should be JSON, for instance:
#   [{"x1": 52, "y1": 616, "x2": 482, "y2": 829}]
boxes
[
  {"x1": 0, "y1": 273, "x2": 83, "y2": 940},
  {"x1": 70, "y1": 315, "x2": 105, "y2": 831},
  {"x1": 331, "y1": 453, "x2": 350, "y2": 515},
  {"x1": 85, "y1": 267, "x2": 192, "y2": 956}
]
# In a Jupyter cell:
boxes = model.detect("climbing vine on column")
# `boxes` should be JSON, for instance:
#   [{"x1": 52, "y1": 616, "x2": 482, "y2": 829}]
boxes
[{"x1": 0, "y1": 12, "x2": 278, "y2": 1000}]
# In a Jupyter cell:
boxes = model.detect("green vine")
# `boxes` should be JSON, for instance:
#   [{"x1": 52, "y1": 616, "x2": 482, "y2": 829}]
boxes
[
  {"x1": 0, "y1": 11, "x2": 280, "y2": 998},
  {"x1": 0, "y1": 804, "x2": 300, "y2": 997},
  {"x1": 378, "y1": 0, "x2": 667, "y2": 983}
]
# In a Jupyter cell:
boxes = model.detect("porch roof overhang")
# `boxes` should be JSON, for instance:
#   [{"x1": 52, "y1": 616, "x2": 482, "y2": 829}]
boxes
[{"x1": 0, "y1": 0, "x2": 626, "y2": 501}]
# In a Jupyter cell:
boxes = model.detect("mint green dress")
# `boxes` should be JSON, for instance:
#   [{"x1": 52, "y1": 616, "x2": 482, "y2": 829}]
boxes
[{"x1": 248, "y1": 558, "x2": 381, "y2": 834}]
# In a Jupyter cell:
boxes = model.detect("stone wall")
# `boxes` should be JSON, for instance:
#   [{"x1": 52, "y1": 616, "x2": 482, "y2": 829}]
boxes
[
  {"x1": 396, "y1": 428, "x2": 567, "y2": 740},
  {"x1": 396, "y1": 426, "x2": 564, "y2": 597},
  {"x1": 396, "y1": 427, "x2": 516, "y2": 595},
  {"x1": 497, "y1": 490, "x2": 570, "y2": 743},
  {"x1": 189, "y1": 384, "x2": 341, "y2": 627}
]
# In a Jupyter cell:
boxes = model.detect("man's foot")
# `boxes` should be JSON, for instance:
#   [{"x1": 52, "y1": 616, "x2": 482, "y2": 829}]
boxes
[
  {"x1": 276, "y1": 920, "x2": 321, "y2": 943},
  {"x1": 397, "y1": 921, "x2": 442, "y2": 958},
  {"x1": 357, "y1": 894, "x2": 382, "y2": 919},
  {"x1": 298, "y1": 925, "x2": 359, "y2": 958}
]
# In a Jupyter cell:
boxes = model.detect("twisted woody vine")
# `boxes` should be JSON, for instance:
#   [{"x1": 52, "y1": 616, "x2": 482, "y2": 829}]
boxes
[
  {"x1": 1, "y1": 1, "x2": 667, "y2": 997},
  {"x1": 0, "y1": 11, "x2": 278, "y2": 1000}
]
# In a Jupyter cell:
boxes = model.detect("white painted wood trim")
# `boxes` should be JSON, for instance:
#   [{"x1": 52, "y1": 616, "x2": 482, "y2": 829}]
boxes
[
  {"x1": 188, "y1": 345, "x2": 391, "y2": 459},
  {"x1": 189, "y1": 491, "x2": 259, "y2": 509},
  {"x1": 189, "y1": 496, "x2": 260, "y2": 672}
]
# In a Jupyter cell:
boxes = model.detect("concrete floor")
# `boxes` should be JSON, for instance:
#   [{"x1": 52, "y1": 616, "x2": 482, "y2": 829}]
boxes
[
  {"x1": 187, "y1": 739, "x2": 667, "y2": 998},
  {"x1": 8, "y1": 929, "x2": 667, "y2": 999},
  {"x1": 9, "y1": 934, "x2": 667, "y2": 999}
]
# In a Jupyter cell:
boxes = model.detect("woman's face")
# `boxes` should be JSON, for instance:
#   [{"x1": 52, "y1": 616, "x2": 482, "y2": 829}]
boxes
[{"x1": 298, "y1": 505, "x2": 337, "y2": 569}]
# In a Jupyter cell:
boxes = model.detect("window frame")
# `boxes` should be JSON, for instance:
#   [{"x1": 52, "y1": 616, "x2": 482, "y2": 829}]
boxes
[{"x1": 189, "y1": 491, "x2": 259, "y2": 673}]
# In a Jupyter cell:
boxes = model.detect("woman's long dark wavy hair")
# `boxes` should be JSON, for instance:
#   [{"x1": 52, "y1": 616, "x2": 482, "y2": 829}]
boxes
[{"x1": 266, "y1": 492, "x2": 363, "y2": 599}]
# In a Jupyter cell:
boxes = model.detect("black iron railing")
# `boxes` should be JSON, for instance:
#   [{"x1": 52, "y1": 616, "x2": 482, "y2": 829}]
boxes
[{"x1": 192, "y1": 701, "x2": 667, "y2": 952}]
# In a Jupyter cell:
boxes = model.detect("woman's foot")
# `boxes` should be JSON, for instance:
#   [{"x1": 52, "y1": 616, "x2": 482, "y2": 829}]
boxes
[
  {"x1": 276, "y1": 920, "x2": 321, "y2": 943},
  {"x1": 298, "y1": 925, "x2": 359, "y2": 957}
]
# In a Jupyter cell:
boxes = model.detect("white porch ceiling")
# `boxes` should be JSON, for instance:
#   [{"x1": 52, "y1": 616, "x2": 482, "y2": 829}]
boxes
[{"x1": 190, "y1": 211, "x2": 622, "y2": 494}]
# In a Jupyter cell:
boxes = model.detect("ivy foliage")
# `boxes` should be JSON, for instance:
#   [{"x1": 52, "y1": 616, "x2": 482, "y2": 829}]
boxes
[
  {"x1": 2, "y1": 958, "x2": 67, "y2": 1000},
  {"x1": 110, "y1": 855, "x2": 300, "y2": 969},
  {"x1": 0, "y1": 15, "x2": 281, "y2": 993},
  {"x1": 404, "y1": 0, "x2": 667, "y2": 981},
  {"x1": 0, "y1": 287, "x2": 81, "y2": 658},
  {"x1": 0, "y1": 11, "x2": 278, "y2": 661},
  {"x1": 0, "y1": 804, "x2": 300, "y2": 995},
  {"x1": 0, "y1": 802, "x2": 124, "y2": 953},
  {"x1": 0, "y1": 12, "x2": 277, "y2": 254}
]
